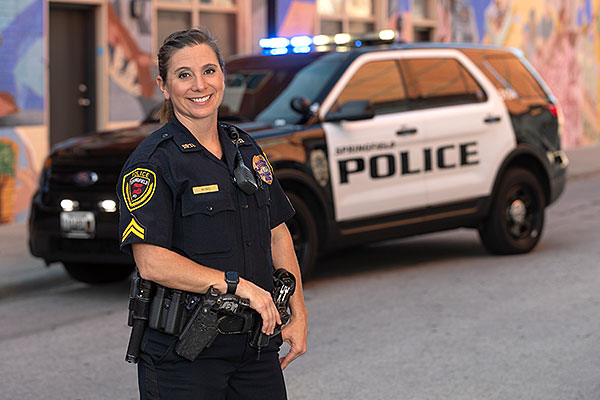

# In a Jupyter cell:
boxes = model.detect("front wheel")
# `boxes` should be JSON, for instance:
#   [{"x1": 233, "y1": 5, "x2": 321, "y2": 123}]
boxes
[
  {"x1": 285, "y1": 192, "x2": 319, "y2": 279},
  {"x1": 63, "y1": 263, "x2": 135, "y2": 284},
  {"x1": 479, "y1": 168, "x2": 546, "y2": 254}
]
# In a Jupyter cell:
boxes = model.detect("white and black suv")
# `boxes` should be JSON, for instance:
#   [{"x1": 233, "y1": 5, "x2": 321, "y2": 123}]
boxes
[{"x1": 29, "y1": 35, "x2": 567, "y2": 282}]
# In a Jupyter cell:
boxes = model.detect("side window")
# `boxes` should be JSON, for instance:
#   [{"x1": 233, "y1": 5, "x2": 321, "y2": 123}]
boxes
[
  {"x1": 333, "y1": 59, "x2": 407, "y2": 115},
  {"x1": 483, "y1": 55, "x2": 548, "y2": 100},
  {"x1": 400, "y1": 58, "x2": 487, "y2": 110}
]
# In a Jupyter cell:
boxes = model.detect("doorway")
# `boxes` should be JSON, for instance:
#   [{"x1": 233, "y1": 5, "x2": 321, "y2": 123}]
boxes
[{"x1": 49, "y1": 3, "x2": 96, "y2": 147}]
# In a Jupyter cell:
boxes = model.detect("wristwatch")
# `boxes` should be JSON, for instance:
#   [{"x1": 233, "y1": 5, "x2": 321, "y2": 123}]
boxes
[{"x1": 225, "y1": 271, "x2": 239, "y2": 294}]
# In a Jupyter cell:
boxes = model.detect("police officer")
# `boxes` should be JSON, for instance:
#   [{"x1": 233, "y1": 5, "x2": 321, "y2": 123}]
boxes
[{"x1": 117, "y1": 28, "x2": 307, "y2": 399}]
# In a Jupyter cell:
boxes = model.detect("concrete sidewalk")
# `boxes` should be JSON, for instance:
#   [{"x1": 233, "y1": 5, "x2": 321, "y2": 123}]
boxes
[
  {"x1": 0, "y1": 144, "x2": 599, "y2": 296},
  {"x1": 562, "y1": 144, "x2": 600, "y2": 180}
]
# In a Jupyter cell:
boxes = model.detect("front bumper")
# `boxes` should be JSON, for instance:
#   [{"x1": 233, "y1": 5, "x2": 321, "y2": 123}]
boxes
[{"x1": 28, "y1": 192, "x2": 132, "y2": 265}]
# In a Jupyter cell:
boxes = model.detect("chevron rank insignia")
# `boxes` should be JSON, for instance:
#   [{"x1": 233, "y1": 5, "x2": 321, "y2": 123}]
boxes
[
  {"x1": 122, "y1": 215, "x2": 146, "y2": 243},
  {"x1": 122, "y1": 168, "x2": 156, "y2": 211}
]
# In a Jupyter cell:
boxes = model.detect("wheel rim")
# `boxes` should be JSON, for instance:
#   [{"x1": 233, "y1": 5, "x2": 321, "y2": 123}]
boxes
[{"x1": 504, "y1": 184, "x2": 541, "y2": 241}]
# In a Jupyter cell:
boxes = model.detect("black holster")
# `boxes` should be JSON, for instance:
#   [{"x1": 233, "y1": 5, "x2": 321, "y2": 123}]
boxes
[{"x1": 148, "y1": 285, "x2": 187, "y2": 335}]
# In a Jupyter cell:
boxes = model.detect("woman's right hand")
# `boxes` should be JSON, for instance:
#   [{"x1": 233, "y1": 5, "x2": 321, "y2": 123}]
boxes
[{"x1": 235, "y1": 278, "x2": 281, "y2": 335}]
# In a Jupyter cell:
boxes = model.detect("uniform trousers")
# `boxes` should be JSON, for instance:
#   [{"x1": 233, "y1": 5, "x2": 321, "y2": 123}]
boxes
[{"x1": 138, "y1": 328, "x2": 287, "y2": 400}]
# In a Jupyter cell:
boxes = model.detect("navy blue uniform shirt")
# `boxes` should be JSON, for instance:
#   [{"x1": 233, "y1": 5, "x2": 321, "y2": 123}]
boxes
[{"x1": 116, "y1": 117, "x2": 295, "y2": 291}]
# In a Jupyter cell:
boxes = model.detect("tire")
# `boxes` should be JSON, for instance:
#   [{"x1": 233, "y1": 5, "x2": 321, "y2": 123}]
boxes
[
  {"x1": 479, "y1": 168, "x2": 545, "y2": 254},
  {"x1": 285, "y1": 192, "x2": 319, "y2": 279},
  {"x1": 63, "y1": 263, "x2": 135, "y2": 284}
]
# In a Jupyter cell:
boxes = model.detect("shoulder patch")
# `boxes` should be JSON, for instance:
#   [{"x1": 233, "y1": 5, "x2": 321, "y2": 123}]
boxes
[{"x1": 122, "y1": 168, "x2": 157, "y2": 211}]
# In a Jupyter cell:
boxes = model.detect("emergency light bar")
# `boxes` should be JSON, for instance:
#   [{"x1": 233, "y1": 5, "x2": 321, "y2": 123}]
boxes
[{"x1": 259, "y1": 30, "x2": 397, "y2": 55}]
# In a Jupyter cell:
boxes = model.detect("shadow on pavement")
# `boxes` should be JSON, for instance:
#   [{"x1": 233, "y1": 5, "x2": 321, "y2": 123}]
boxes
[{"x1": 309, "y1": 231, "x2": 488, "y2": 282}]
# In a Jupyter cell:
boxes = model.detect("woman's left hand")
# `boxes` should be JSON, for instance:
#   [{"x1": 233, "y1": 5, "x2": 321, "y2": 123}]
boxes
[{"x1": 279, "y1": 312, "x2": 308, "y2": 370}]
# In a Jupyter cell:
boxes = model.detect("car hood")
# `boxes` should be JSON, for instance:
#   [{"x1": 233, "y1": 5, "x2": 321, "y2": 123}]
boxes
[
  {"x1": 51, "y1": 123, "x2": 160, "y2": 158},
  {"x1": 238, "y1": 121, "x2": 302, "y2": 140}
]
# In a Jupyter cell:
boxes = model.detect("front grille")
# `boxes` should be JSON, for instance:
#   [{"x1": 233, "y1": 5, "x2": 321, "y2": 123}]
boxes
[
  {"x1": 49, "y1": 156, "x2": 126, "y2": 190},
  {"x1": 42, "y1": 155, "x2": 128, "y2": 206}
]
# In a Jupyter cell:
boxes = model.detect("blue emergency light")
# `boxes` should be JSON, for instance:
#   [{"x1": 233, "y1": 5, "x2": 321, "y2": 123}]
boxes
[{"x1": 258, "y1": 30, "x2": 397, "y2": 55}]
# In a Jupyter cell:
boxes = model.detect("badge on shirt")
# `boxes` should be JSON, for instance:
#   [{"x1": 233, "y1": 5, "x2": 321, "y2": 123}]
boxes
[
  {"x1": 122, "y1": 168, "x2": 157, "y2": 211},
  {"x1": 252, "y1": 154, "x2": 273, "y2": 185}
]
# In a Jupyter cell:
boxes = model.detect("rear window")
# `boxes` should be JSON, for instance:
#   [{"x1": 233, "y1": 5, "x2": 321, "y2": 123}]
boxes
[
  {"x1": 483, "y1": 55, "x2": 548, "y2": 100},
  {"x1": 400, "y1": 58, "x2": 487, "y2": 109}
]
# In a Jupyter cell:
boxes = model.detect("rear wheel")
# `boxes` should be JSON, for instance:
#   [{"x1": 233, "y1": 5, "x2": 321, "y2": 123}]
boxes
[
  {"x1": 479, "y1": 168, "x2": 545, "y2": 254},
  {"x1": 63, "y1": 263, "x2": 135, "y2": 284},
  {"x1": 285, "y1": 192, "x2": 319, "y2": 279}
]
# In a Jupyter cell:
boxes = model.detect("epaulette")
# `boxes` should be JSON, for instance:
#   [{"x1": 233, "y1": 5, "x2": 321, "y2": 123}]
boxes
[
  {"x1": 129, "y1": 125, "x2": 173, "y2": 161},
  {"x1": 219, "y1": 121, "x2": 253, "y2": 146}
]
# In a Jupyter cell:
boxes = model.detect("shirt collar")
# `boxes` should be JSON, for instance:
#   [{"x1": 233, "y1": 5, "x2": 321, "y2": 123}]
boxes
[{"x1": 168, "y1": 117, "x2": 204, "y2": 153}]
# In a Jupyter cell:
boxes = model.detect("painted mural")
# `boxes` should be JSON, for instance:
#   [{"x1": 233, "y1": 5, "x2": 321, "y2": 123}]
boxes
[
  {"x1": 278, "y1": 0, "x2": 317, "y2": 37},
  {"x1": 0, "y1": 0, "x2": 44, "y2": 223},
  {"x1": 0, "y1": 127, "x2": 38, "y2": 223},
  {"x1": 108, "y1": 0, "x2": 162, "y2": 122},
  {"x1": 437, "y1": 0, "x2": 600, "y2": 147},
  {"x1": 0, "y1": 0, "x2": 44, "y2": 127}
]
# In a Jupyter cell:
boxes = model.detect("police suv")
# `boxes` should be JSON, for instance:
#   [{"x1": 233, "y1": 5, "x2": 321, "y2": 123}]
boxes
[{"x1": 29, "y1": 31, "x2": 568, "y2": 282}]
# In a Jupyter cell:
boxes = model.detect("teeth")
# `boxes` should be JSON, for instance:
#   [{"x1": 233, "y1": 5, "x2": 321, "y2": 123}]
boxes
[{"x1": 190, "y1": 95, "x2": 210, "y2": 103}]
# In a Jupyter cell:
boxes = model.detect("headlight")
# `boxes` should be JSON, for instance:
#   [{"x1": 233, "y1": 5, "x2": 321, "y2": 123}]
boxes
[
  {"x1": 60, "y1": 199, "x2": 79, "y2": 211},
  {"x1": 99, "y1": 199, "x2": 117, "y2": 213}
]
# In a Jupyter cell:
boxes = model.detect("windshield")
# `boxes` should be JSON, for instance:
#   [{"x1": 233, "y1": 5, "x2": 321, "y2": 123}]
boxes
[
  {"x1": 220, "y1": 51, "x2": 348, "y2": 124},
  {"x1": 256, "y1": 52, "x2": 349, "y2": 125}
]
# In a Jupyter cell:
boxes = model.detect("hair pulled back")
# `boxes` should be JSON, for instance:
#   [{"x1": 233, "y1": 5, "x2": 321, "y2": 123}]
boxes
[{"x1": 156, "y1": 27, "x2": 225, "y2": 124}]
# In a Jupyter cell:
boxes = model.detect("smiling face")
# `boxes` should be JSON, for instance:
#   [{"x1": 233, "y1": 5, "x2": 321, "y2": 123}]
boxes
[{"x1": 157, "y1": 43, "x2": 225, "y2": 126}]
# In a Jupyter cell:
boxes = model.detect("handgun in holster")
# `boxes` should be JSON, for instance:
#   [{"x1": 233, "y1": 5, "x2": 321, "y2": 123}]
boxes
[
  {"x1": 249, "y1": 268, "x2": 296, "y2": 349},
  {"x1": 174, "y1": 286, "x2": 222, "y2": 361},
  {"x1": 125, "y1": 275, "x2": 155, "y2": 363}
]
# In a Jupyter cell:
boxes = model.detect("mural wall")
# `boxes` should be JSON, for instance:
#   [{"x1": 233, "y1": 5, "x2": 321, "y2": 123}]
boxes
[
  {"x1": 0, "y1": 0, "x2": 45, "y2": 223},
  {"x1": 108, "y1": 0, "x2": 161, "y2": 122},
  {"x1": 277, "y1": 0, "x2": 316, "y2": 37},
  {"x1": 436, "y1": 0, "x2": 600, "y2": 148},
  {"x1": 0, "y1": 0, "x2": 44, "y2": 127}
]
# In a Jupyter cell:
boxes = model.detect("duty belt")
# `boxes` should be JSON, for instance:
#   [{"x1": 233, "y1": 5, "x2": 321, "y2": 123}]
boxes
[
  {"x1": 125, "y1": 269, "x2": 296, "y2": 363},
  {"x1": 147, "y1": 285, "x2": 256, "y2": 336}
]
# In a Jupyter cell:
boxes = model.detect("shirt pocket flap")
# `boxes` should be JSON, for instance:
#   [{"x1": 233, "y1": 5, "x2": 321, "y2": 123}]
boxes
[{"x1": 181, "y1": 193, "x2": 235, "y2": 217}]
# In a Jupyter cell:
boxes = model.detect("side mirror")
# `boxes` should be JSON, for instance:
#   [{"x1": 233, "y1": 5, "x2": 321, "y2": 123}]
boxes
[
  {"x1": 324, "y1": 100, "x2": 374, "y2": 122},
  {"x1": 290, "y1": 96, "x2": 312, "y2": 116}
]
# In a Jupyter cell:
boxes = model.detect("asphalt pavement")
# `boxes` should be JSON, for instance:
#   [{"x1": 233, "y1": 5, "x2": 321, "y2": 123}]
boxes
[{"x1": 0, "y1": 144, "x2": 599, "y2": 296}]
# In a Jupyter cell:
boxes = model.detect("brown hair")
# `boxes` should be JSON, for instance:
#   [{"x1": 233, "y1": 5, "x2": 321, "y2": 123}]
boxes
[{"x1": 155, "y1": 27, "x2": 225, "y2": 124}]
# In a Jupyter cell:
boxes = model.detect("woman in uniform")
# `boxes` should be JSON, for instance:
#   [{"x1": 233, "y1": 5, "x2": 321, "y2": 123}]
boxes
[{"x1": 117, "y1": 27, "x2": 307, "y2": 399}]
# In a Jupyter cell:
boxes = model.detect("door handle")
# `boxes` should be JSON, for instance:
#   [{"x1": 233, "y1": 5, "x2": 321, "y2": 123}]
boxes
[
  {"x1": 484, "y1": 115, "x2": 501, "y2": 124},
  {"x1": 396, "y1": 127, "x2": 417, "y2": 136},
  {"x1": 78, "y1": 98, "x2": 91, "y2": 107}
]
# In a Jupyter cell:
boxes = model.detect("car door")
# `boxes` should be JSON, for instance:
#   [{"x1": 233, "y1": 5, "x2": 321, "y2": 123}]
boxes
[
  {"x1": 320, "y1": 52, "x2": 428, "y2": 222},
  {"x1": 397, "y1": 49, "x2": 515, "y2": 207}
]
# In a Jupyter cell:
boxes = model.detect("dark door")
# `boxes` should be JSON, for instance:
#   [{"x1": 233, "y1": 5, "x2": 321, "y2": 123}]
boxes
[{"x1": 49, "y1": 4, "x2": 96, "y2": 147}]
